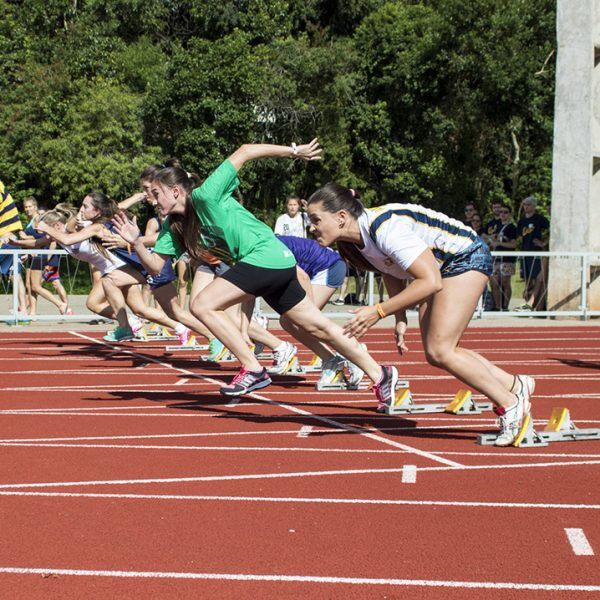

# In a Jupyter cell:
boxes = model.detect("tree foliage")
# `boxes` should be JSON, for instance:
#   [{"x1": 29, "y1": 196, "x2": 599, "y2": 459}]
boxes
[{"x1": 0, "y1": 0, "x2": 555, "y2": 220}]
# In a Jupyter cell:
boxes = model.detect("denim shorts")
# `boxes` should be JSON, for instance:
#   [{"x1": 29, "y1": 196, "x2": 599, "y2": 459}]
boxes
[
  {"x1": 440, "y1": 239, "x2": 493, "y2": 279},
  {"x1": 310, "y1": 259, "x2": 346, "y2": 288}
]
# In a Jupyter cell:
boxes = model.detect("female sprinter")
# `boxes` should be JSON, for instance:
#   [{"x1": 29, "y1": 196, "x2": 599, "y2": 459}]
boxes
[
  {"x1": 32, "y1": 195, "x2": 198, "y2": 342},
  {"x1": 112, "y1": 140, "x2": 398, "y2": 402},
  {"x1": 306, "y1": 183, "x2": 535, "y2": 446}
]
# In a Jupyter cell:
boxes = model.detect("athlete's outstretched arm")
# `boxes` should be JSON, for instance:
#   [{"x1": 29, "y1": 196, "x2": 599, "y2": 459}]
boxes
[{"x1": 228, "y1": 139, "x2": 321, "y2": 171}]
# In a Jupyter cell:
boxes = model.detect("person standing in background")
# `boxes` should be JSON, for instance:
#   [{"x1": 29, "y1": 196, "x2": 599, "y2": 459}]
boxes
[{"x1": 274, "y1": 196, "x2": 309, "y2": 238}]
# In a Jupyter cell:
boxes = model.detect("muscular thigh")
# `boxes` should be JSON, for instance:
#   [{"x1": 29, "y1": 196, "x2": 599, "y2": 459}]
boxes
[{"x1": 419, "y1": 270, "x2": 487, "y2": 351}]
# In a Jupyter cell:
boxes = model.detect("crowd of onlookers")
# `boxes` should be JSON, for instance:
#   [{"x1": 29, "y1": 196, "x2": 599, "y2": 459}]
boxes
[{"x1": 463, "y1": 197, "x2": 550, "y2": 312}]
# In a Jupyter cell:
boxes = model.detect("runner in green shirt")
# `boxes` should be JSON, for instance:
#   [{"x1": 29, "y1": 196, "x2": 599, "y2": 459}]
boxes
[{"x1": 113, "y1": 140, "x2": 398, "y2": 403}]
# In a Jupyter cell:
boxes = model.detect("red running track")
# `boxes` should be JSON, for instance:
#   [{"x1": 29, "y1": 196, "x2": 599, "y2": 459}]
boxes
[{"x1": 0, "y1": 326, "x2": 598, "y2": 599}]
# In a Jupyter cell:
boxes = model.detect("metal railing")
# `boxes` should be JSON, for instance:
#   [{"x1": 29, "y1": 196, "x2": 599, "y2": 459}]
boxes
[{"x1": 1, "y1": 248, "x2": 599, "y2": 324}]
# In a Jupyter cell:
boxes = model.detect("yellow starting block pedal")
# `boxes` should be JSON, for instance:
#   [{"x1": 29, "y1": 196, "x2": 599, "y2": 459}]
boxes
[
  {"x1": 145, "y1": 324, "x2": 178, "y2": 341},
  {"x1": 303, "y1": 355, "x2": 323, "y2": 373},
  {"x1": 444, "y1": 390, "x2": 493, "y2": 415},
  {"x1": 166, "y1": 335, "x2": 208, "y2": 352},
  {"x1": 544, "y1": 407, "x2": 571, "y2": 432}
]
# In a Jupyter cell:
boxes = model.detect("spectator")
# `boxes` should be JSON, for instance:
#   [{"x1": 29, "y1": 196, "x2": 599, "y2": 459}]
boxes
[
  {"x1": 463, "y1": 202, "x2": 477, "y2": 227},
  {"x1": 470, "y1": 212, "x2": 484, "y2": 236},
  {"x1": 516, "y1": 196, "x2": 549, "y2": 311},
  {"x1": 482, "y1": 199, "x2": 503, "y2": 245},
  {"x1": 274, "y1": 196, "x2": 309, "y2": 238},
  {"x1": 489, "y1": 204, "x2": 518, "y2": 310}
]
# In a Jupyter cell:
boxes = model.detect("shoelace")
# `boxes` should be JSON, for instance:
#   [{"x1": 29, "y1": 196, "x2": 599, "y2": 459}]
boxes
[{"x1": 230, "y1": 368, "x2": 252, "y2": 386}]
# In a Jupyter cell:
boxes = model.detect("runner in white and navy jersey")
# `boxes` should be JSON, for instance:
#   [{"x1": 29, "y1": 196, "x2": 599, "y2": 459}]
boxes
[{"x1": 306, "y1": 183, "x2": 535, "y2": 447}]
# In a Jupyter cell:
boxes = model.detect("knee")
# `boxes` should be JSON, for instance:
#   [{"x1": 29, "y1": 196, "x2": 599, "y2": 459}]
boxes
[
  {"x1": 424, "y1": 345, "x2": 453, "y2": 369},
  {"x1": 300, "y1": 318, "x2": 336, "y2": 342}
]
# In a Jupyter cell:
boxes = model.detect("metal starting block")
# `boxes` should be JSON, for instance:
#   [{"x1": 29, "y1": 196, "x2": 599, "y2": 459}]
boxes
[
  {"x1": 383, "y1": 388, "x2": 492, "y2": 416},
  {"x1": 478, "y1": 407, "x2": 600, "y2": 448},
  {"x1": 165, "y1": 335, "x2": 208, "y2": 352},
  {"x1": 268, "y1": 355, "x2": 303, "y2": 375},
  {"x1": 201, "y1": 351, "x2": 236, "y2": 363},
  {"x1": 134, "y1": 324, "x2": 177, "y2": 341},
  {"x1": 315, "y1": 368, "x2": 382, "y2": 391},
  {"x1": 302, "y1": 355, "x2": 323, "y2": 373}
]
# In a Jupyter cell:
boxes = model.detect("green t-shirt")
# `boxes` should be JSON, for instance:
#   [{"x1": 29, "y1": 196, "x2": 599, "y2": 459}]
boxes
[{"x1": 154, "y1": 160, "x2": 296, "y2": 270}]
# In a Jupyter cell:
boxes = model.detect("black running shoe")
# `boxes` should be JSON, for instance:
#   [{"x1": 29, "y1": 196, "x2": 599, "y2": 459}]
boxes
[{"x1": 220, "y1": 367, "x2": 272, "y2": 396}]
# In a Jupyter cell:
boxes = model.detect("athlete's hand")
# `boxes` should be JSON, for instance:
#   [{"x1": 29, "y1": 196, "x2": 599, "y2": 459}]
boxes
[
  {"x1": 294, "y1": 138, "x2": 322, "y2": 161},
  {"x1": 100, "y1": 230, "x2": 127, "y2": 250},
  {"x1": 343, "y1": 305, "x2": 380, "y2": 339},
  {"x1": 394, "y1": 321, "x2": 408, "y2": 356},
  {"x1": 112, "y1": 211, "x2": 140, "y2": 244}
]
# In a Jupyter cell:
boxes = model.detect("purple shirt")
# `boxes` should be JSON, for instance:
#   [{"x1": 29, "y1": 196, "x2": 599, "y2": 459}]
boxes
[{"x1": 276, "y1": 235, "x2": 341, "y2": 279}]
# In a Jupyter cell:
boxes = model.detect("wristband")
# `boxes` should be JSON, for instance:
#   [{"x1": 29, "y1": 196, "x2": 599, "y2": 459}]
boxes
[
  {"x1": 291, "y1": 142, "x2": 298, "y2": 156},
  {"x1": 375, "y1": 303, "x2": 386, "y2": 319}
]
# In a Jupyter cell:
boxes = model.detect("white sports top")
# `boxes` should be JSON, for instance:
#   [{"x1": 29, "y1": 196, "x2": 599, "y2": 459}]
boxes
[
  {"x1": 62, "y1": 238, "x2": 126, "y2": 276},
  {"x1": 356, "y1": 204, "x2": 478, "y2": 279},
  {"x1": 273, "y1": 213, "x2": 309, "y2": 238}
]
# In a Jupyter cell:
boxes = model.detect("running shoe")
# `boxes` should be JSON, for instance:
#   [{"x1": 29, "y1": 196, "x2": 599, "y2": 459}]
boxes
[
  {"x1": 268, "y1": 341, "x2": 298, "y2": 375},
  {"x1": 493, "y1": 380, "x2": 533, "y2": 446},
  {"x1": 177, "y1": 327, "x2": 191, "y2": 346},
  {"x1": 252, "y1": 341, "x2": 265, "y2": 356},
  {"x1": 373, "y1": 366, "x2": 399, "y2": 412},
  {"x1": 220, "y1": 367, "x2": 272, "y2": 396},
  {"x1": 316, "y1": 355, "x2": 345, "y2": 389},
  {"x1": 254, "y1": 315, "x2": 269, "y2": 330},
  {"x1": 103, "y1": 326, "x2": 135, "y2": 343},
  {"x1": 207, "y1": 338, "x2": 229, "y2": 362},
  {"x1": 345, "y1": 344, "x2": 366, "y2": 388}
]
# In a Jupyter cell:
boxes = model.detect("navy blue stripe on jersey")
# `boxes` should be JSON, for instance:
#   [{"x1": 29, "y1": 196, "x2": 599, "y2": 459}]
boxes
[{"x1": 369, "y1": 208, "x2": 477, "y2": 244}]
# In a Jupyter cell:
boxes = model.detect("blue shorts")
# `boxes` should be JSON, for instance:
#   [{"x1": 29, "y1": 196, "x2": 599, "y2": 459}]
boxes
[
  {"x1": 310, "y1": 259, "x2": 346, "y2": 288},
  {"x1": 440, "y1": 239, "x2": 493, "y2": 279},
  {"x1": 146, "y1": 260, "x2": 177, "y2": 290}
]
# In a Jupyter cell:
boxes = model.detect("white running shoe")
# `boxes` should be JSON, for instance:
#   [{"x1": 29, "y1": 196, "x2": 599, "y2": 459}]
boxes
[
  {"x1": 345, "y1": 343, "x2": 366, "y2": 388},
  {"x1": 494, "y1": 378, "x2": 534, "y2": 446},
  {"x1": 316, "y1": 355, "x2": 345, "y2": 389},
  {"x1": 268, "y1": 342, "x2": 298, "y2": 374}
]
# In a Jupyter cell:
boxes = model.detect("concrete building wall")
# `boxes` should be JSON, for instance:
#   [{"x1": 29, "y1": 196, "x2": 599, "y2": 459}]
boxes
[{"x1": 549, "y1": 0, "x2": 600, "y2": 311}]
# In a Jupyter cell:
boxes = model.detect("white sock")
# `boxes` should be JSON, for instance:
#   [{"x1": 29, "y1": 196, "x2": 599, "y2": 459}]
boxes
[
  {"x1": 174, "y1": 322, "x2": 187, "y2": 334},
  {"x1": 274, "y1": 342, "x2": 288, "y2": 354}
]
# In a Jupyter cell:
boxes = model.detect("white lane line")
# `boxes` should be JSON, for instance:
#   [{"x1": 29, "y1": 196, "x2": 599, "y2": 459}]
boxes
[
  {"x1": 1, "y1": 459, "x2": 599, "y2": 491},
  {"x1": 0, "y1": 566, "x2": 598, "y2": 591},
  {"x1": 401, "y1": 465, "x2": 417, "y2": 484},
  {"x1": 565, "y1": 528, "x2": 594, "y2": 556},
  {"x1": 0, "y1": 491, "x2": 598, "y2": 511},
  {"x1": 69, "y1": 331, "x2": 462, "y2": 469},
  {"x1": 297, "y1": 426, "x2": 312, "y2": 438},
  {"x1": 175, "y1": 378, "x2": 188, "y2": 386}
]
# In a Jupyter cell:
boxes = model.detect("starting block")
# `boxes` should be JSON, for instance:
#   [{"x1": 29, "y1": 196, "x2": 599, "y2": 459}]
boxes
[
  {"x1": 137, "y1": 324, "x2": 177, "y2": 341},
  {"x1": 201, "y1": 350, "x2": 236, "y2": 363},
  {"x1": 268, "y1": 355, "x2": 303, "y2": 375},
  {"x1": 165, "y1": 335, "x2": 208, "y2": 352},
  {"x1": 383, "y1": 388, "x2": 493, "y2": 415},
  {"x1": 316, "y1": 367, "x2": 381, "y2": 391},
  {"x1": 302, "y1": 355, "x2": 323, "y2": 373},
  {"x1": 477, "y1": 407, "x2": 600, "y2": 448}
]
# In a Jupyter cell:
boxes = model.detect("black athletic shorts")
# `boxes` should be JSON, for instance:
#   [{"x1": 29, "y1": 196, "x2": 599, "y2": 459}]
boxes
[{"x1": 220, "y1": 262, "x2": 306, "y2": 315}]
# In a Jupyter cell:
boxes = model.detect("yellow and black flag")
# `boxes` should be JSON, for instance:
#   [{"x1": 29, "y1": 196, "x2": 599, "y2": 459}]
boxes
[{"x1": 0, "y1": 180, "x2": 23, "y2": 237}]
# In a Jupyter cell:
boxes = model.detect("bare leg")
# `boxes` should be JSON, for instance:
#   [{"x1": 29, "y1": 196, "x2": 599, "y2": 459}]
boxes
[
  {"x1": 283, "y1": 296, "x2": 382, "y2": 382},
  {"x1": 176, "y1": 260, "x2": 188, "y2": 309},
  {"x1": 103, "y1": 267, "x2": 180, "y2": 329},
  {"x1": 151, "y1": 283, "x2": 212, "y2": 338},
  {"x1": 30, "y1": 269, "x2": 66, "y2": 313},
  {"x1": 418, "y1": 271, "x2": 517, "y2": 408},
  {"x1": 190, "y1": 278, "x2": 261, "y2": 370}
]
